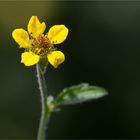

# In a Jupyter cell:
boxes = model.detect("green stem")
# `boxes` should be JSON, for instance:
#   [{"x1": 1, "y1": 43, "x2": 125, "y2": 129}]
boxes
[{"x1": 36, "y1": 64, "x2": 50, "y2": 140}]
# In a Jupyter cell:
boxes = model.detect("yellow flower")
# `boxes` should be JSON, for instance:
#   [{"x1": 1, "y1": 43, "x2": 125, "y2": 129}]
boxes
[{"x1": 12, "y1": 16, "x2": 68, "y2": 68}]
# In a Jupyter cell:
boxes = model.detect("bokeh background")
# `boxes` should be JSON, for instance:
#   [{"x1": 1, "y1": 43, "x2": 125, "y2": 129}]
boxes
[{"x1": 0, "y1": 1, "x2": 140, "y2": 139}]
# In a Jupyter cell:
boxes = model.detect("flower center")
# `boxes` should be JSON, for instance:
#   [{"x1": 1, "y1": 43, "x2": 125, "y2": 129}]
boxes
[{"x1": 30, "y1": 34, "x2": 55, "y2": 56}]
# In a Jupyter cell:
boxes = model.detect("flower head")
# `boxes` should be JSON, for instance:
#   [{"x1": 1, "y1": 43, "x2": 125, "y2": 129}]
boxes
[{"x1": 12, "y1": 16, "x2": 68, "y2": 68}]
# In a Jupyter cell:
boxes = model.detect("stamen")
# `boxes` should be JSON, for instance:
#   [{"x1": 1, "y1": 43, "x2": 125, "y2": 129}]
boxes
[{"x1": 31, "y1": 34, "x2": 56, "y2": 56}]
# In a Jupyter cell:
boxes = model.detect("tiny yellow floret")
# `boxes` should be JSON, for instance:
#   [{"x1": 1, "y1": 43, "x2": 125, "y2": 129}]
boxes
[{"x1": 12, "y1": 16, "x2": 68, "y2": 68}]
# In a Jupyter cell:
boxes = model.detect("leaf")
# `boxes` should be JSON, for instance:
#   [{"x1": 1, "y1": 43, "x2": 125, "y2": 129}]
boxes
[
  {"x1": 56, "y1": 83, "x2": 108, "y2": 105},
  {"x1": 38, "y1": 57, "x2": 48, "y2": 74}
]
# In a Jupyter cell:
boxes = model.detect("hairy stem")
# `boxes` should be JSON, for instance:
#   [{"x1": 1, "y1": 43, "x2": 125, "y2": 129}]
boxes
[{"x1": 36, "y1": 64, "x2": 50, "y2": 140}]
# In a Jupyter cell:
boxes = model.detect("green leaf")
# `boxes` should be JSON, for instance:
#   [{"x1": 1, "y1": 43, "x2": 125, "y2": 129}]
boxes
[
  {"x1": 56, "y1": 83, "x2": 108, "y2": 105},
  {"x1": 38, "y1": 57, "x2": 48, "y2": 74}
]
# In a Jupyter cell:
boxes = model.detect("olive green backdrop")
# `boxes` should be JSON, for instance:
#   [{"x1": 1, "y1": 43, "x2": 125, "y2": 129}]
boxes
[{"x1": 0, "y1": 1, "x2": 140, "y2": 139}]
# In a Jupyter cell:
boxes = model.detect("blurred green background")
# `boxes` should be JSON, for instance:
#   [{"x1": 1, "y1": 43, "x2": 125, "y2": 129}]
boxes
[{"x1": 0, "y1": 1, "x2": 140, "y2": 139}]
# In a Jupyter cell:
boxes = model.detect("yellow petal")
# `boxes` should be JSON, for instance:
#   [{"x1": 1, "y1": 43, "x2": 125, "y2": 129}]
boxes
[
  {"x1": 47, "y1": 51, "x2": 65, "y2": 68},
  {"x1": 47, "y1": 25, "x2": 68, "y2": 44},
  {"x1": 28, "y1": 16, "x2": 46, "y2": 38},
  {"x1": 12, "y1": 29, "x2": 30, "y2": 48},
  {"x1": 21, "y1": 52, "x2": 39, "y2": 66}
]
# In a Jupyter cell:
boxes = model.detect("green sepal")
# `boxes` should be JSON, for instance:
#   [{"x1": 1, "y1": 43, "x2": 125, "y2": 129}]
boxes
[
  {"x1": 55, "y1": 83, "x2": 108, "y2": 106},
  {"x1": 38, "y1": 56, "x2": 48, "y2": 74},
  {"x1": 25, "y1": 48, "x2": 29, "y2": 52}
]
